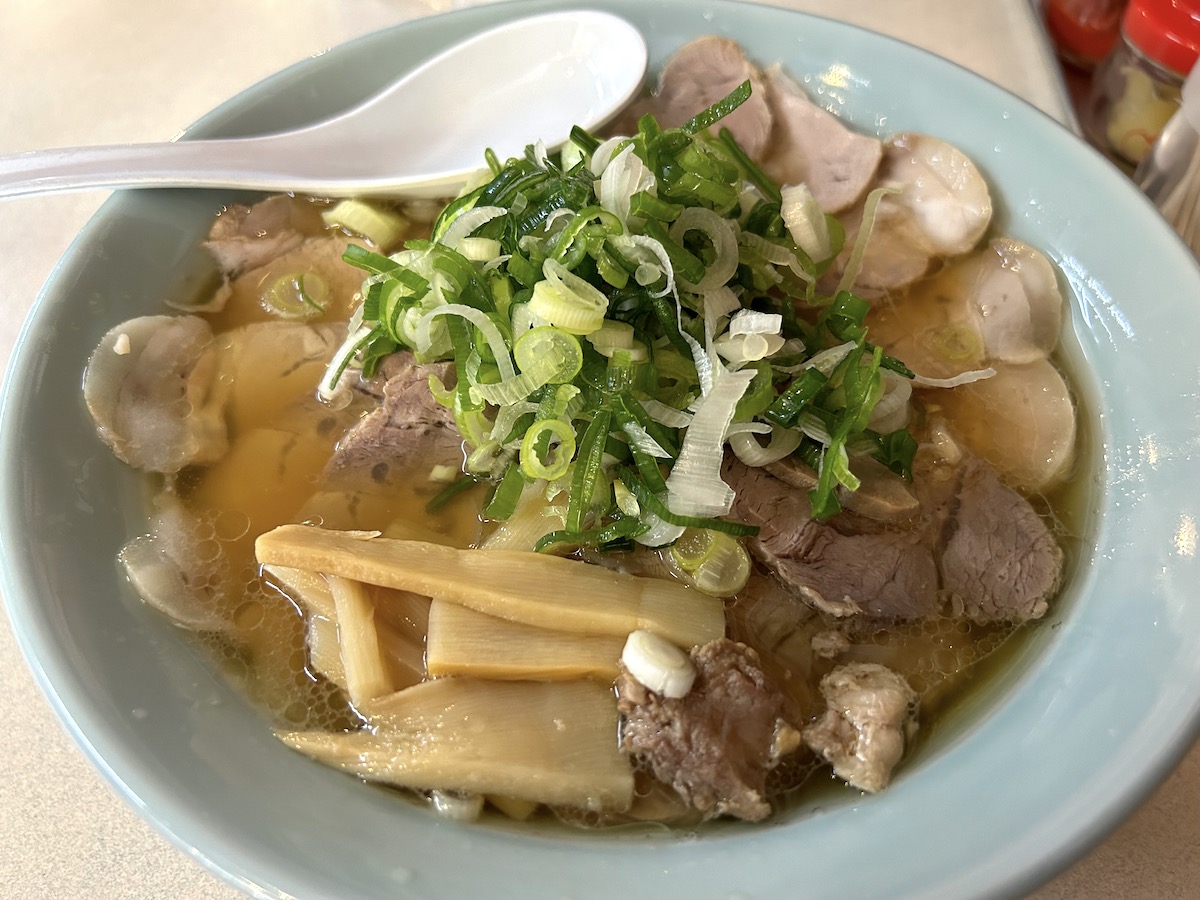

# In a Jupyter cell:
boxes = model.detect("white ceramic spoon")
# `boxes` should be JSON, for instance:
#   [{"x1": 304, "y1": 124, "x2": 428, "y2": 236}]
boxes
[{"x1": 0, "y1": 11, "x2": 647, "y2": 200}]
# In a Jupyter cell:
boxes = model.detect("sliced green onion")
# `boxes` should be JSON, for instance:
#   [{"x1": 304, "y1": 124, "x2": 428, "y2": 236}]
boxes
[
  {"x1": 566, "y1": 410, "x2": 612, "y2": 533},
  {"x1": 519, "y1": 419, "x2": 576, "y2": 480},
  {"x1": 669, "y1": 206, "x2": 740, "y2": 292},
  {"x1": 528, "y1": 258, "x2": 610, "y2": 335},
  {"x1": 484, "y1": 460, "x2": 527, "y2": 521},
  {"x1": 618, "y1": 468, "x2": 758, "y2": 537},
  {"x1": 681, "y1": 79, "x2": 752, "y2": 134},
  {"x1": 260, "y1": 272, "x2": 329, "y2": 320},
  {"x1": 513, "y1": 327, "x2": 583, "y2": 385},
  {"x1": 322, "y1": 199, "x2": 409, "y2": 250},
  {"x1": 670, "y1": 528, "x2": 751, "y2": 597},
  {"x1": 425, "y1": 474, "x2": 480, "y2": 514},
  {"x1": 534, "y1": 516, "x2": 649, "y2": 554}
]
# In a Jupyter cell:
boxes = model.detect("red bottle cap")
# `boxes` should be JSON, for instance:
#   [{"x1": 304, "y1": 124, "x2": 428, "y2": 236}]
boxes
[
  {"x1": 1045, "y1": 0, "x2": 1126, "y2": 66},
  {"x1": 1123, "y1": 0, "x2": 1200, "y2": 75}
]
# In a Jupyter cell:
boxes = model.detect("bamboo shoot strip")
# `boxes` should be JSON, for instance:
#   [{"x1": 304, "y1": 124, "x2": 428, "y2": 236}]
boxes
[
  {"x1": 279, "y1": 678, "x2": 634, "y2": 811},
  {"x1": 255, "y1": 524, "x2": 725, "y2": 648},
  {"x1": 426, "y1": 600, "x2": 624, "y2": 681},
  {"x1": 327, "y1": 575, "x2": 392, "y2": 707},
  {"x1": 263, "y1": 563, "x2": 335, "y2": 619}
]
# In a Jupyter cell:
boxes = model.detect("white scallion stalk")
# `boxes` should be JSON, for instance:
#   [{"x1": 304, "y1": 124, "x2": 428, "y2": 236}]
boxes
[
  {"x1": 837, "y1": 185, "x2": 901, "y2": 294},
  {"x1": 599, "y1": 143, "x2": 655, "y2": 226},
  {"x1": 796, "y1": 411, "x2": 834, "y2": 446},
  {"x1": 780, "y1": 183, "x2": 831, "y2": 262},
  {"x1": 613, "y1": 478, "x2": 640, "y2": 517},
  {"x1": 632, "y1": 508, "x2": 687, "y2": 548},
  {"x1": 868, "y1": 369, "x2": 913, "y2": 433},
  {"x1": 488, "y1": 400, "x2": 540, "y2": 446},
  {"x1": 457, "y1": 237, "x2": 503, "y2": 262},
  {"x1": 586, "y1": 320, "x2": 635, "y2": 356},
  {"x1": 319, "y1": 323, "x2": 376, "y2": 402},
  {"x1": 439, "y1": 206, "x2": 506, "y2": 250},
  {"x1": 806, "y1": 340, "x2": 857, "y2": 376},
  {"x1": 665, "y1": 367, "x2": 755, "y2": 517},
  {"x1": 670, "y1": 207, "x2": 740, "y2": 293},
  {"x1": 728, "y1": 426, "x2": 803, "y2": 466},
  {"x1": 912, "y1": 368, "x2": 996, "y2": 388},
  {"x1": 471, "y1": 370, "x2": 547, "y2": 408},
  {"x1": 726, "y1": 421, "x2": 772, "y2": 435},
  {"x1": 528, "y1": 258, "x2": 609, "y2": 335},
  {"x1": 729, "y1": 309, "x2": 783, "y2": 336},
  {"x1": 640, "y1": 398, "x2": 694, "y2": 429},
  {"x1": 621, "y1": 630, "x2": 697, "y2": 698},
  {"x1": 610, "y1": 234, "x2": 676, "y2": 298},
  {"x1": 589, "y1": 135, "x2": 630, "y2": 176},
  {"x1": 714, "y1": 331, "x2": 786, "y2": 364},
  {"x1": 416, "y1": 304, "x2": 515, "y2": 382},
  {"x1": 622, "y1": 422, "x2": 672, "y2": 459},
  {"x1": 560, "y1": 139, "x2": 586, "y2": 172},
  {"x1": 703, "y1": 286, "x2": 742, "y2": 322},
  {"x1": 321, "y1": 199, "x2": 409, "y2": 250}
]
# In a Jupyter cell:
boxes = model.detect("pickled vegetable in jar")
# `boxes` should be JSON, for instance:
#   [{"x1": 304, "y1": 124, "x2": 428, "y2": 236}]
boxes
[{"x1": 1081, "y1": 0, "x2": 1200, "y2": 170}]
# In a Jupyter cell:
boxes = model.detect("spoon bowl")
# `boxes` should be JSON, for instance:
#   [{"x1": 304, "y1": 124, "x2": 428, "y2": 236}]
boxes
[{"x1": 0, "y1": 10, "x2": 648, "y2": 200}]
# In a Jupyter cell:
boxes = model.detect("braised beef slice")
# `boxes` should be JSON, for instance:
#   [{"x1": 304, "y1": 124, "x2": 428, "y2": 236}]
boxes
[
  {"x1": 616, "y1": 638, "x2": 803, "y2": 822},
  {"x1": 938, "y1": 458, "x2": 1063, "y2": 623},
  {"x1": 324, "y1": 353, "x2": 463, "y2": 485},
  {"x1": 724, "y1": 453, "x2": 1063, "y2": 624},
  {"x1": 725, "y1": 457, "x2": 940, "y2": 619}
]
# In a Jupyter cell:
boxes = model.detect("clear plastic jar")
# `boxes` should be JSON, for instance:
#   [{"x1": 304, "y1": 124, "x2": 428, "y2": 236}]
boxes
[{"x1": 1081, "y1": 0, "x2": 1200, "y2": 171}]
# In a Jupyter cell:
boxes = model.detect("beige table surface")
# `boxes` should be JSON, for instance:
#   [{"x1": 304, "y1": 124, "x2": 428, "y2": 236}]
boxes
[{"x1": 1, "y1": 1, "x2": 1196, "y2": 897}]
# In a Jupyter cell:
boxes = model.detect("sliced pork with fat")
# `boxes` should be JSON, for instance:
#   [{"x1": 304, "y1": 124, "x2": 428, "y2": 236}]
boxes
[
  {"x1": 760, "y1": 65, "x2": 883, "y2": 214},
  {"x1": 638, "y1": 36, "x2": 774, "y2": 160}
]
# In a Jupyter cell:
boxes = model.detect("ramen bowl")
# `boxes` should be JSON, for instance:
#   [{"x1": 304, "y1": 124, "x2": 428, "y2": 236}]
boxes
[{"x1": 3, "y1": 1, "x2": 1200, "y2": 897}]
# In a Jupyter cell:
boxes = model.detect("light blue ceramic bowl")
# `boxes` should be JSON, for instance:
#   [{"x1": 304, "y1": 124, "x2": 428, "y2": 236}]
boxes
[{"x1": 4, "y1": 1, "x2": 1200, "y2": 897}]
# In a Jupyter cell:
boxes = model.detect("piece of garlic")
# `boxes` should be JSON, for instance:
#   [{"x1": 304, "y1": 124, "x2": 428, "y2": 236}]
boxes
[{"x1": 621, "y1": 630, "x2": 697, "y2": 699}]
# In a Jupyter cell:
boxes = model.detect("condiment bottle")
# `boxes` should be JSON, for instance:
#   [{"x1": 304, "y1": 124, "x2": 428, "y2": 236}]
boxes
[
  {"x1": 1044, "y1": 0, "x2": 1128, "y2": 72},
  {"x1": 1134, "y1": 59, "x2": 1200, "y2": 255},
  {"x1": 1081, "y1": 0, "x2": 1200, "y2": 172}
]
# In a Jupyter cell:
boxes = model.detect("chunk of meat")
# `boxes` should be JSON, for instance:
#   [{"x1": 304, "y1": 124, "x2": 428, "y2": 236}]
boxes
[
  {"x1": 766, "y1": 454, "x2": 919, "y2": 527},
  {"x1": 616, "y1": 639, "x2": 803, "y2": 821},
  {"x1": 760, "y1": 65, "x2": 883, "y2": 214},
  {"x1": 827, "y1": 132, "x2": 993, "y2": 298},
  {"x1": 324, "y1": 353, "x2": 463, "y2": 486},
  {"x1": 939, "y1": 458, "x2": 1063, "y2": 623},
  {"x1": 639, "y1": 37, "x2": 773, "y2": 160},
  {"x1": 932, "y1": 359, "x2": 1077, "y2": 495},
  {"x1": 867, "y1": 238, "x2": 1066, "y2": 380},
  {"x1": 803, "y1": 662, "x2": 917, "y2": 793},
  {"x1": 725, "y1": 450, "x2": 1065, "y2": 625},
  {"x1": 725, "y1": 457, "x2": 941, "y2": 619},
  {"x1": 219, "y1": 234, "x2": 366, "y2": 324},
  {"x1": 83, "y1": 315, "x2": 228, "y2": 473},
  {"x1": 204, "y1": 195, "x2": 326, "y2": 277}
]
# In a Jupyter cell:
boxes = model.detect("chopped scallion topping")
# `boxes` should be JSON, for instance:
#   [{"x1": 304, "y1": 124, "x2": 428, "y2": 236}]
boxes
[{"x1": 321, "y1": 79, "x2": 921, "y2": 558}]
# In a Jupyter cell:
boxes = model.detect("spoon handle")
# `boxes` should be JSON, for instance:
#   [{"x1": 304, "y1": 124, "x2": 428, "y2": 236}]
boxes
[{"x1": 0, "y1": 136, "x2": 318, "y2": 198}]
